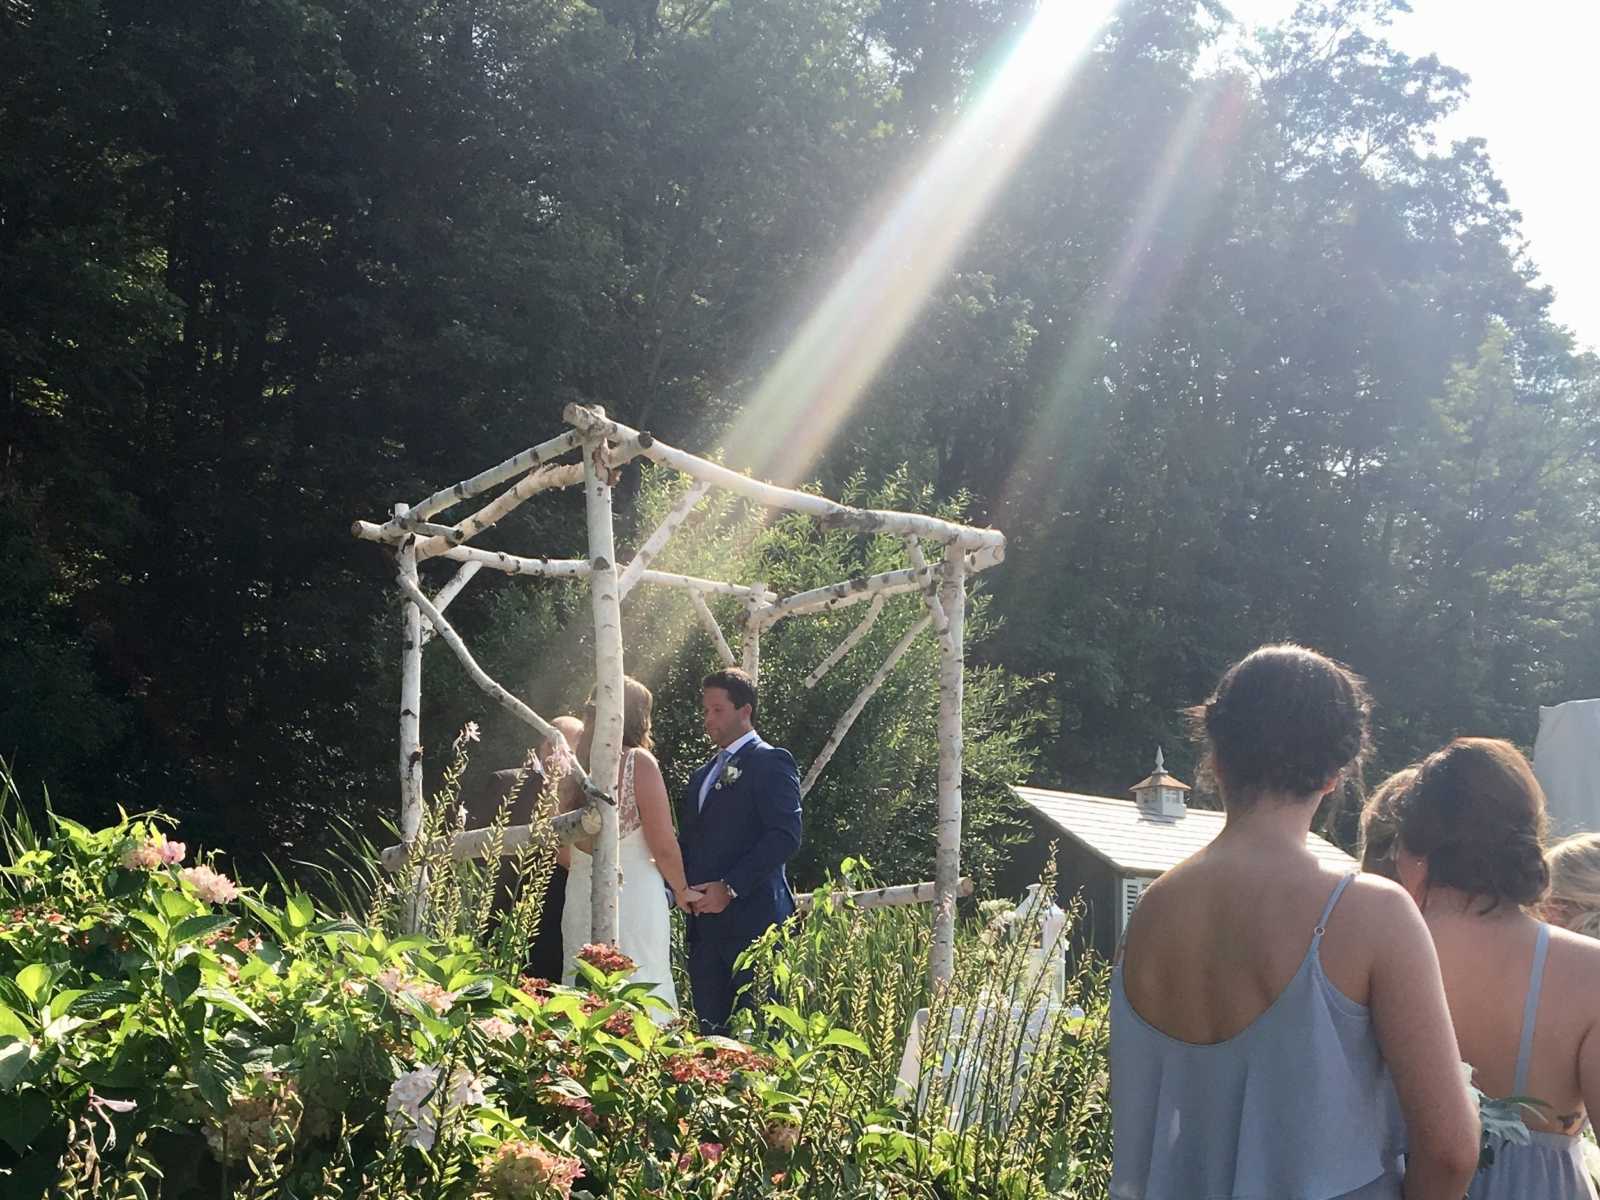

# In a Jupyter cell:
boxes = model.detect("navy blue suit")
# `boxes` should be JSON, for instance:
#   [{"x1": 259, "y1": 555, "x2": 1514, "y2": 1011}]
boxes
[{"x1": 678, "y1": 734, "x2": 802, "y2": 1032}]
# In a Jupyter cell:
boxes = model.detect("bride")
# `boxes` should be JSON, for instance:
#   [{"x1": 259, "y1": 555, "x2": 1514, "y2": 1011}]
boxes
[{"x1": 555, "y1": 677, "x2": 692, "y2": 1010}]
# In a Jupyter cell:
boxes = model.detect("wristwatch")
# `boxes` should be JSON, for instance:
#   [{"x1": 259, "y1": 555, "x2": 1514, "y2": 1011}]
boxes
[{"x1": 720, "y1": 880, "x2": 738, "y2": 900}]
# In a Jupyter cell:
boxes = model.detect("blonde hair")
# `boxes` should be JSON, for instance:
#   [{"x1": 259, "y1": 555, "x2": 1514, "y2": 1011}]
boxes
[
  {"x1": 1546, "y1": 832, "x2": 1600, "y2": 939},
  {"x1": 582, "y1": 676, "x2": 654, "y2": 752}
]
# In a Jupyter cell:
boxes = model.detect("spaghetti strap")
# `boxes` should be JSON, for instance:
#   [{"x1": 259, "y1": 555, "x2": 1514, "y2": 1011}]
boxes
[
  {"x1": 1313, "y1": 871, "x2": 1357, "y2": 938},
  {"x1": 1512, "y1": 922, "x2": 1551, "y2": 1097}
]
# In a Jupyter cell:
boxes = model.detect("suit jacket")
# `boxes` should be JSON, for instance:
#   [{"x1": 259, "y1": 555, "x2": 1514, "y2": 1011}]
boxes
[{"x1": 679, "y1": 735, "x2": 802, "y2": 946}]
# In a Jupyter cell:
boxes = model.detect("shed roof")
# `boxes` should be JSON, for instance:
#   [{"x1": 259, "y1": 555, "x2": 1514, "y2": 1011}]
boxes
[{"x1": 1013, "y1": 785, "x2": 1356, "y2": 877}]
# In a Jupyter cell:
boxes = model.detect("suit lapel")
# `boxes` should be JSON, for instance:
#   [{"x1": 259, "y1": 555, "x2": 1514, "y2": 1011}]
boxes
[{"x1": 700, "y1": 737, "x2": 764, "y2": 819}]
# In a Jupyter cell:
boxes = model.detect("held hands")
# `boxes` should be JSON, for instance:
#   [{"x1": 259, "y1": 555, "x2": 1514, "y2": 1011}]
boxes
[
  {"x1": 673, "y1": 885, "x2": 706, "y2": 913},
  {"x1": 684, "y1": 881, "x2": 733, "y2": 915}
]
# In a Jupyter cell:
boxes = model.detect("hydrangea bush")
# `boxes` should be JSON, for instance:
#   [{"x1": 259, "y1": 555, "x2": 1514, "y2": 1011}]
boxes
[{"x1": 0, "y1": 792, "x2": 1114, "y2": 1198}]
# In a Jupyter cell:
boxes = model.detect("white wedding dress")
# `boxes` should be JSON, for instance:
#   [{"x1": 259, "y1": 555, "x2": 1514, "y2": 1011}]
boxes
[{"x1": 561, "y1": 749, "x2": 677, "y2": 1010}]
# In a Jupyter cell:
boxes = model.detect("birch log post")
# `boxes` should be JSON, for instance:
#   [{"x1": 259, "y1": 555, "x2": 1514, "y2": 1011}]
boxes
[
  {"x1": 395, "y1": 513, "x2": 426, "y2": 932},
  {"x1": 562, "y1": 404, "x2": 1004, "y2": 551},
  {"x1": 741, "y1": 599, "x2": 768, "y2": 680},
  {"x1": 796, "y1": 876, "x2": 974, "y2": 913},
  {"x1": 617, "y1": 479, "x2": 712, "y2": 599},
  {"x1": 799, "y1": 614, "x2": 931, "y2": 797},
  {"x1": 904, "y1": 537, "x2": 951, "y2": 651},
  {"x1": 689, "y1": 592, "x2": 737, "y2": 668},
  {"x1": 804, "y1": 593, "x2": 885, "y2": 688},
  {"x1": 583, "y1": 427, "x2": 625, "y2": 946},
  {"x1": 930, "y1": 555, "x2": 967, "y2": 986},
  {"x1": 419, "y1": 560, "x2": 483, "y2": 646}
]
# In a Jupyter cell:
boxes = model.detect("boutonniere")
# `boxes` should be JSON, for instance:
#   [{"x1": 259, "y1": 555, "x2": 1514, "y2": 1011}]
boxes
[{"x1": 715, "y1": 763, "x2": 744, "y2": 790}]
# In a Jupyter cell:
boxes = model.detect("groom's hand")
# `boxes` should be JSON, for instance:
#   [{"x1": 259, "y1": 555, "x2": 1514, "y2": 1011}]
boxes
[
  {"x1": 674, "y1": 885, "x2": 705, "y2": 913},
  {"x1": 688, "y1": 881, "x2": 733, "y2": 915}
]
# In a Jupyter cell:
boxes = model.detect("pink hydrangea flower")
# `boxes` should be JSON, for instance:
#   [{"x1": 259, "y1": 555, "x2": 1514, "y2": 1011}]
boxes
[
  {"x1": 121, "y1": 841, "x2": 162, "y2": 870},
  {"x1": 158, "y1": 840, "x2": 186, "y2": 865},
  {"x1": 180, "y1": 865, "x2": 240, "y2": 905},
  {"x1": 482, "y1": 1139, "x2": 584, "y2": 1198}
]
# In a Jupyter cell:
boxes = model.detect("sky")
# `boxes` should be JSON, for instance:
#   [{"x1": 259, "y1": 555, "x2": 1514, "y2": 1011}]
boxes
[{"x1": 1220, "y1": 0, "x2": 1599, "y2": 353}]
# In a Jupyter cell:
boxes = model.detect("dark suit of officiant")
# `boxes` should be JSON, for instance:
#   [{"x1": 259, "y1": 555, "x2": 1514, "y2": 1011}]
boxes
[{"x1": 678, "y1": 732, "x2": 802, "y2": 1032}]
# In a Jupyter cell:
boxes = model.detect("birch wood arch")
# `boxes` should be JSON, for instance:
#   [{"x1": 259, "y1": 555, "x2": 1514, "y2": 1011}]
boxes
[{"x1": 352, "y1": 404, "x2": 1005, "y2": 984}]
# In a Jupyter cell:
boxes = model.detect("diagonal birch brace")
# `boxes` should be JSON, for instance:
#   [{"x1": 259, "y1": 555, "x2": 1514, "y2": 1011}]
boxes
[
  {"x1": 804, "y1": 593, "x2": 886, "y2": 689},
  {"x1": 800, "y1": 613, "x2": 932, "y2": 797},
  {"x1": 617, "y1": 479, "x2": 712, "y2": 599},
  {"x1": 420, "y1": 560, "x2": 483, "y2": 646},
  {"x1": 689, "y1": 591, "x2": 737, "y2": 667}
]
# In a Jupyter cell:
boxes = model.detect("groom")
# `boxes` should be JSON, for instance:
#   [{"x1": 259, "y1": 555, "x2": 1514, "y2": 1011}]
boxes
[{"x1": 678, "y1": 667, "x2": 803, "y2": 1033}]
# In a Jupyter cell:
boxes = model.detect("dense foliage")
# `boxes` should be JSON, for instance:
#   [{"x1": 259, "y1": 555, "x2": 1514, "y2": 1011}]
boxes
[
  {"x1": 0, "y1": 768, "x2": 1111, "y2": 1198},
  {"x1": 3, "y1": 0, "x2": 1598, "y2": 867}
]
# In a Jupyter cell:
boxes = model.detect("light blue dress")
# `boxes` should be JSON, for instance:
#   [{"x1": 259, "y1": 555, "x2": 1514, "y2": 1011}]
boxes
[
  {"x1": 1468, "y1": 922, "x2": 1597, "y2": 1200},
  {"x1": 1110, "y1": 873, "x2": 1406, "y2": 1200}
]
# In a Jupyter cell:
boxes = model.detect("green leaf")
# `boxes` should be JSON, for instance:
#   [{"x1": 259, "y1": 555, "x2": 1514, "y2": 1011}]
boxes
[
  {"x1": 14, "y1": 964, "x2": 52, "y2": 1007},
  {"x1": 763, "y1": 1003, "x2": 808, "y2": 1037},
  {"x1": 285, "y1": 893, "x2": 315, "y2": 931},
  {"x1": 0, "y1": 1089, "x2": 51, "y2": 1154},
  {"x1": 195, "y1": 987, "x2": 265, "y2": 1026},
  {"x1": 163, "y1": 960, "x2": 201, "y2": 1006},
  {"x1": 173, "y1": 913, "x2": 235, "y2": 944},
  {"x1": 239, "y1": 896, "x2": 286, "y2": 942},
  {"x1": 822, "y1": 1028, "x2": 871, "y2": 1055},
  {"x1": 0, "y1": 1038, "x2": 34, "y2": 1091},
  {"x1": 307, "y1": 918, "x2": 364, "y2": 937},
  {"x1": 0, "y1": 1004, "x2": 31, "y2": 1039},
  {"x1": 159, "y1": 890, "x2": 199, "y2": 923},
  {"x1": 68, "y1": 985, "x2": 135, "y2": 1016}
]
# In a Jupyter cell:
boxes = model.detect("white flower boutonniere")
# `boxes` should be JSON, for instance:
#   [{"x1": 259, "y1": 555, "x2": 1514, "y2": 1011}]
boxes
[{"x1": 715, "y1": 763, "x2": 744, "y2": 790}]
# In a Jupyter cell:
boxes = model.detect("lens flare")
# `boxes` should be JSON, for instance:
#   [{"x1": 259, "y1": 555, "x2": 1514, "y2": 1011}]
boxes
[{"x1": 719, "y1": 0, "x2": 1128, "y2": 485}]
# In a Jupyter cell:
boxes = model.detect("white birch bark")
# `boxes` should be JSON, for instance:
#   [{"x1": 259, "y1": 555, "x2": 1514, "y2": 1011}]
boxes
[
  {"x1": 395, "y1": 513, "x2": 426, "y2": 933},
  {"x1": 904, "y1": 537, "x2": 952, "y2": 651},
  {"x1": 759, "y1": 563, "x2": 943, "y2": 625},
  {"x1": 419, "y1": 560, "x2": 483, "y2": 646},
  {"x1": 429, "y1": 544, "x2": 775, "y2": 602},
  {"x1": 415, "y1": 463, "x2": 584, "y2": 560},
  {"x1": 562, "y1": 404, "x2": 1004, "y2": 551},
  {"x1": 379, "y1": 804, "x2": 604, "y2": 872},
  {"x1": 796, "y1": 876, "x2": 974, "y2": 913},
  {"x1": 800, "y1": 614, "x2": 931, "y2": 797},
  {"x1": 583, "y1": 430, "x2": 625, "y2": 946},
  {"x1": 930, "y1": 555, "x2": 967, "y2": 986},
  {"x1": 616, "y1": 479, "x2": 712, "y2": 599},
  {"x1": 400, "y1": 429, "x2": 582, "y2": 525},
  {"x1": 689, "y1": 592, "x2": 737, "y2": 667},
  {"x1": 804, "y1": 594, "x2": 886, "y2": 689},
  {"x1": 741, "y1": 603, "x2": 765, "y2": 679}
]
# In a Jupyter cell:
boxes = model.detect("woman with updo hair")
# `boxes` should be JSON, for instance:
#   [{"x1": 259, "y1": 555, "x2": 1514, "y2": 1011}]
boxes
[
  {"x1": 1547, "y1": 833, "x2": 1600, "y2": 940},
  {"x1": 1365, "y1": 739, "x2": 1600, "y2": 1199},
  {"x1": 1113, "y1": 645, "x2": 1479, "y2": 1200}
]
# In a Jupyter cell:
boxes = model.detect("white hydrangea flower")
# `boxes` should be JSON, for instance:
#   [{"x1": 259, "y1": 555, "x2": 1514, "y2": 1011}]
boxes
[{"x1": 386, "y1": 1066, "x2": 487, "y2": 1151}]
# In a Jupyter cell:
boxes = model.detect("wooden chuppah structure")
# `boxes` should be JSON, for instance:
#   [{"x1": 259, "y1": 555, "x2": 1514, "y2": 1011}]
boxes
[{"x1": 353, "y1": 404, "x2": 1005, "y2": 984}]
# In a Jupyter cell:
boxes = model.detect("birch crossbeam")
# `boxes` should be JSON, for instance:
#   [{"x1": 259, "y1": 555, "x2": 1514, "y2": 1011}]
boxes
[
  {"x1": 562, "y1": 404, "x2": 1004, "y2": 552},
  {"x1": 796, "y1": 877, "x2": 974, "y2": 913},
  {"x1": 400, "y1": 429, "x2": 582, "y2": 526},
  {"x1": 378, "y1": 804, "x2": 604, "y2": 872}
]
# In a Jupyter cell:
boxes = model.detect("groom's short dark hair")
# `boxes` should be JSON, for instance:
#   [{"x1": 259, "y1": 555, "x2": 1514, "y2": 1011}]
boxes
[{"x1": 702, "y1": 667, "x2": 757, "y2": 722}]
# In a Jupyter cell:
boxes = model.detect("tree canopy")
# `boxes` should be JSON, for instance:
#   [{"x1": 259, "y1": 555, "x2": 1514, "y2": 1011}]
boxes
[{"x1": 3, "y1": 0, "x2": 1596, "y2": 874}]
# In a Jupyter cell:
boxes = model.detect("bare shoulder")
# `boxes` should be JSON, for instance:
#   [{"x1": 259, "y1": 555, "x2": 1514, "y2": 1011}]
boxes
[
  {"x1": 1548, "y1": 923, "x2": 1600, "y2": 987},
  {"x1": 630, "y1": 748, "x2": 666, "y2": 782},
  {"x1": 1330, "y1": 871, "x2": 1426, "y2": 931}
]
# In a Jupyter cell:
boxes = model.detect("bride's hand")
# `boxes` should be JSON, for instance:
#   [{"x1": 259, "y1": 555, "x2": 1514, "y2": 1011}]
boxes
[{"x1": 675, "y1": 885, "x2": 705, "y2": 913}]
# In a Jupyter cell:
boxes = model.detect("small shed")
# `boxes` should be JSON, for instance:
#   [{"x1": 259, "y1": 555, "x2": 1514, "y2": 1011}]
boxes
[{"x1": 1011, "y1": 750, "x2": 1357, "y2": 958}]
